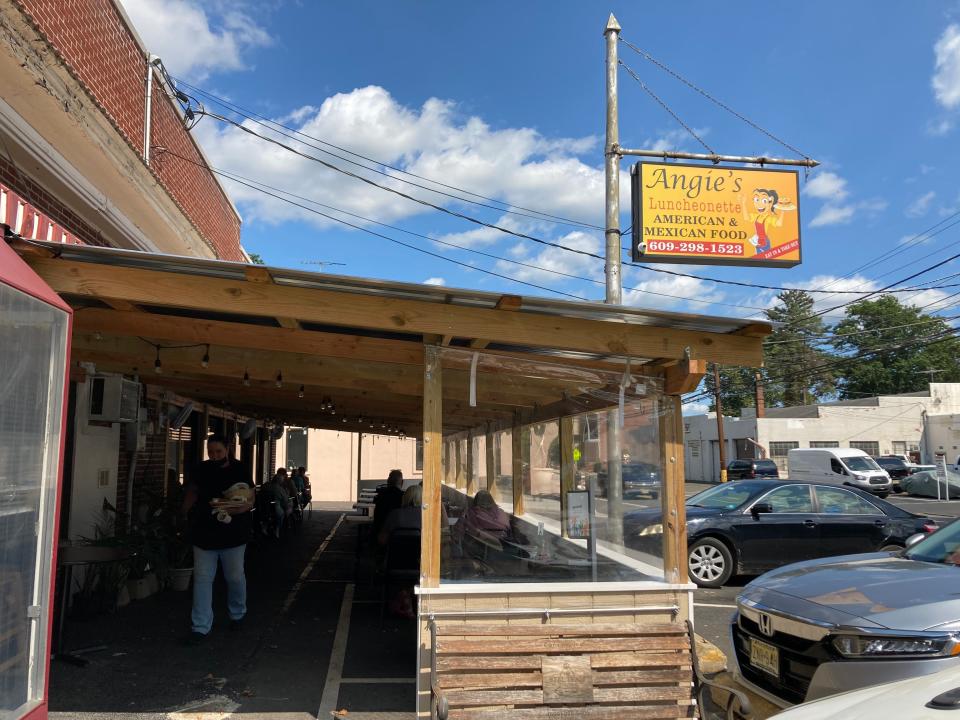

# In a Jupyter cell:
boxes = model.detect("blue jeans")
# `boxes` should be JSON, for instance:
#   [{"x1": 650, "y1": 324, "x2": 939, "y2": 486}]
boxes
[{"x1": 191, "y1": 544, "x2": 246, "y2": 634}]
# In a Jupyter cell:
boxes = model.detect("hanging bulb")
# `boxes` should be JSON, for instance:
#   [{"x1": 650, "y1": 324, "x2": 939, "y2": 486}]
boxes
[
  {"x1": 94, "y1": 331, "x2": 103, "y2": 341},
  {"x1": 275, "y1": 371, "x2": 283, "y2": 389},
  {"x1": 201, "y1": 345, "x2": 210, "y2": 368},
  {"x1": 381, "y1": 422, "x2": 387, "y2": 429},
  {"x1": 242, "y1": 370, "x2": 251, "y2": 387},
  {"x1": 341, "y1": 417, "x2": 347, "y2": 424},
  {"x1": 153, "y1": 347, "x2": 162, "y2": 374},
  {"x1": 298, "y1": 384, "x2": 305, "y2": 399},
  {"x1": 329, "y1": 407, "x2": 336, "y2": 415}
]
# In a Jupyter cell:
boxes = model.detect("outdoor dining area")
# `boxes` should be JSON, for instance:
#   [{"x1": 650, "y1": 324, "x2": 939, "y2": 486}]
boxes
[{"x1": 5, "y1": 237, "x2": 769, "y2": 718}]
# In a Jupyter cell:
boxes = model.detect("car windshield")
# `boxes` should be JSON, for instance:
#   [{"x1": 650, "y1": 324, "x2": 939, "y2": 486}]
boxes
[
  {"x1": 905, "y1": 520, "x2": 960, "y2": 565},
  {"x1": 755, "y1": 460, "x2": 778, "y2": 470},
  {"x1": 687, "y1": 483, "x2": 754, "y2": 510},
  {"x1": 843, "y1": 456, "x2": 881, "y2": 472}
]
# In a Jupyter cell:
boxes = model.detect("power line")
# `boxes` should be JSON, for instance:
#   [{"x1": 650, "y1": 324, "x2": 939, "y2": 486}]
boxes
[
  {"x1": 172, "y1": 78, "x2": 604, "y2": 232},
  {"x1": 162, "y1": 149, "x2": 770, "y2": 312}
]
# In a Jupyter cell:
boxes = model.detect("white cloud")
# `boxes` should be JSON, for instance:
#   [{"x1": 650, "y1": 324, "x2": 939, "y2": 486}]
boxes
[
  {"x1": 195, "y1": 85, "x2": 609, "y2": 238},
  {"x1": 493, "y1": 232, "x2": 603, "y2": 287},
  {"x1": 118, "y1": 0, "x2": 271, "y2": 79},
  {"x1": 644, "y1": 127, "x2": 711, "y2": 153},
  {"x1": 682, "y1": 401, "x2": 711, "y2": 417},
  {"x1": 803, "y1": 171, "x2": 849, "y2": 201},
  {"x1": 907, "y1": 190, "x2": 937, "y2": 217},
  {"x1": 809, "y1": 204, "x2": 856, "y2": 227},
  {"x1": 933, "y1": 24, "x2": 960, "y2": 109},
  {"x1": 621, "y1": 265, "x2": 727, "y2": 312},
  {"x1": 809, "y1": 199, "x2": 886, "y2": 228},
  {"x1": 423, "y1": 277, "x2": 446, "y2": 286}
]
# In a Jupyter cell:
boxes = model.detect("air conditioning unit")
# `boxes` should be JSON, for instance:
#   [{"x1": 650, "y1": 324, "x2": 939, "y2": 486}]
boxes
[{"x1": 89, "y1": 376, "x2": 141, "y2": 422}]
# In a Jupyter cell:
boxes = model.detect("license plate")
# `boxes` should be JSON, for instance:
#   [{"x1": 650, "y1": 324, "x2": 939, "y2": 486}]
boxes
[{"x1": 750, "y1": 638, "x2": 779, "y2": 677}]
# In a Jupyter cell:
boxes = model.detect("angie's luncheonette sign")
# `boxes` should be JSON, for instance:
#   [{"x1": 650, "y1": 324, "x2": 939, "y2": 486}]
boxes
[{"x1": 631, "y1": 162, "x2": 801, "y2": 267}]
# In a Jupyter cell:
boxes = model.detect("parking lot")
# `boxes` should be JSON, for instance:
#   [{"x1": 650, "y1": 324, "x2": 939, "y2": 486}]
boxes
[{"x1": 685, "y1": 482, "x2": 960, "y2": 664}]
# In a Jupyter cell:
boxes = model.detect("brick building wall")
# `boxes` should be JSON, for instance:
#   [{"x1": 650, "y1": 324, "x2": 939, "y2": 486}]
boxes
[
  {"x1": 1, "y1": 168, "x2": 105, "y2": 246},
  {"x1": 12, "y1": 0, "x2": 244, "y2": 260}
]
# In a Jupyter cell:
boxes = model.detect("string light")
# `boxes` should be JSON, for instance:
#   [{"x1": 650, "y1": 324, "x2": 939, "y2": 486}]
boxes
[
  {"x1": 153, "y1": 347, "x2": 162, "y2": 374},
  {"x1": 201, "y1": 345, "x2": 210, "y2": 368},
  {"x1": 275, "y1": 371, "x2": 283, "y2": 389},
  {"x1": 243, "y1": 370, "x2": 251, "y2": 387},
  {"x1": 298, "y1": 384, "x2": 305, "y2": 399}
]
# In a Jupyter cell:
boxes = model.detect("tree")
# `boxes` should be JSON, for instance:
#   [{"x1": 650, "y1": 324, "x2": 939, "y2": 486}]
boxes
[
  {"x1": 248, "y1": 252, "x2": 265, "y2": 265},
  {"x1": 763, "y1": 289, "x2": 836, "y2": 406},
  {"x1": 702, "y1": 365, "x2": 758, "y2": 417},
  {"x1": 832, "y1": 295, "x2": 960, "y2": 398}
]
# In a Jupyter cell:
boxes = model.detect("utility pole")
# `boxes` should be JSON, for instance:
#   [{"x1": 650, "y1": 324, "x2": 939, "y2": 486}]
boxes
[
  {"x1": 603, "y1": 13, "x2": 624, "y2": 546},
  {"x1": 713, "y1": 364, "x2": 727, "y2": 482},
  {"x1": 755, "y1": 371, "x2": 766, "y2": 419}
]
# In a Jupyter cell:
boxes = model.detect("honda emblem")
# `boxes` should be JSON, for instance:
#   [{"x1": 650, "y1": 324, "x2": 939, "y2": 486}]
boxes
[{"x1": 757, "y1": 612, "x2": 774, "y2": 637}]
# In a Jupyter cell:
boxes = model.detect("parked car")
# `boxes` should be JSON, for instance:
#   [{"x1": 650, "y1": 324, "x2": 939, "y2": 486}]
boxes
[
  {"x1": 787, "y1": 448, "x2": 892, "y2": 497},
  {"x1": 595, "y1": 461, "x2": 660, "y2": 499},
  {"x1": 624, "y1": 480, "x2": 937, "y2": 587},
  {"x1": 726, "y1": 458, "x2": 780, "y2": 480},
  {"x1": 772, "y1": 663, "x2": 960, "y2": 719},
  {"x1": 731, "y1": 519, "x2": 960, "y2": 707},
  {"x1": 872, "y1": 455, "x2": 928, "y2": 491}
]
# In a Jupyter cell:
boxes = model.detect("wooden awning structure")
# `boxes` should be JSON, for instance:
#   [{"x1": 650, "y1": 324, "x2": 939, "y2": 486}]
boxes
[{"x1": 10, "y1": 238, "x2": 769, "y2": 436}]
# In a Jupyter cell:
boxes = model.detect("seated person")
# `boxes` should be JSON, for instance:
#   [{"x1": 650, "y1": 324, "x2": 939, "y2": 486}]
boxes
[
  {"x1": 373, "y1": 469, "x2": 404, "y2": 535},
  {"x1": 454, "y1": 489, "x2": 511, "y2": 545},
  {"x1": 378, "y1": 484, "x2": 422, "y2": 546},
  {"x1": 259, "y1": 468, "x2": 290, "y2": 536}
]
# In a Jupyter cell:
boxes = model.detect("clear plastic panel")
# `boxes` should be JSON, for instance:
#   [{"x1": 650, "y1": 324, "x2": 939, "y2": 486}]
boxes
[
  {"x1": 436, "y1": 348, "x2": 666, "y2": 584},
  {"x1": 0, "y1": 283, "x2": 68, "y2": 713}
]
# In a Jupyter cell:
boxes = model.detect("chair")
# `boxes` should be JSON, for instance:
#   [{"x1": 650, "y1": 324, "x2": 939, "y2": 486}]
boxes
[{"x1": 380, "y1": 528, "x2": 421, "y2": 625}]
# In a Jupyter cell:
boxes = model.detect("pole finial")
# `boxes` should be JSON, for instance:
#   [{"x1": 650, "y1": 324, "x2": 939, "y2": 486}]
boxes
[{"x1": 605, "y1": 13, "x2": 621, "y2": 33}]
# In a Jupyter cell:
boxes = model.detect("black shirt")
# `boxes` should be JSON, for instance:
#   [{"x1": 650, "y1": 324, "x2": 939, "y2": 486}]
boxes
[
  {"x1": 187, "y1": 459, "x2": 252, "y2": 550},
  {"x1": 373, "y1": 485, "x2": 404, "y2": 534}
]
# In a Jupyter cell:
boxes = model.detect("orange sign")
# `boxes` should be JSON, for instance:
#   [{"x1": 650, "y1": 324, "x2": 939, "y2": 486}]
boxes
[{"x1": 631, "y1": 162, "x2": 801, "y2": 267}]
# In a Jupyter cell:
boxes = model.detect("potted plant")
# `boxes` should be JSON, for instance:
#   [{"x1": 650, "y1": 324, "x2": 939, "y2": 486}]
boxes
[{"x1": 167, "y1": 531, "x2": 193, "y2": 591}]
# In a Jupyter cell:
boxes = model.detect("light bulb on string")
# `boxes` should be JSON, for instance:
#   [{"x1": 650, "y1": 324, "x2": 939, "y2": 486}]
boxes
[
  {"x1": 275, "y1": 371, "x2": 283, "y2": 389},
  {"x1": 201, "y1": 345, "x2": 210, "y2": 368},
  {"x1": 242, "y1": 370, "x2": 251, "y2": 387},
  {"x1": 153, "y1": 346, "x2": 162, "y2": 374},
  {"x1": 298, "y1": 384, "x2": 305, "y2": 399}
]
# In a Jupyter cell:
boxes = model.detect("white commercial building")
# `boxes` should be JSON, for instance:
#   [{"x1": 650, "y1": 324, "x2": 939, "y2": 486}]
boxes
[{"x1": 684, "y1": 383, "x2": 960, "y2": 482}]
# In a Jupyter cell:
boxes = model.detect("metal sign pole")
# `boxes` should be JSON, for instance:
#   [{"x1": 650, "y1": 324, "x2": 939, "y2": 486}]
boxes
[{"x1": 603, "y1": 14, "x2": 625, "y2": 549}]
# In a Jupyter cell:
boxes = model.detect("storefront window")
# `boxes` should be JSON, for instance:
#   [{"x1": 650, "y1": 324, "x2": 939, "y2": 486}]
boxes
[
  {"x1": 0, "y1": 282, "x2": 69, "y2": 714},
  {"x1": 434, "y1": 349, "x2": 666, "y2": 584}
]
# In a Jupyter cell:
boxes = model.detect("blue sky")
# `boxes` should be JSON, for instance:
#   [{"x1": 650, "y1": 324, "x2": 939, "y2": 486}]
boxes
[{"x1": 119, "y1": 1, "x2": 960, "y2": 324}]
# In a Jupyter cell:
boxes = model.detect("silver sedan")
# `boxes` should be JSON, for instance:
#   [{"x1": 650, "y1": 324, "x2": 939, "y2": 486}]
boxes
[{"x1": 730, "y1": 519, "x2": 960, "y2": 707}]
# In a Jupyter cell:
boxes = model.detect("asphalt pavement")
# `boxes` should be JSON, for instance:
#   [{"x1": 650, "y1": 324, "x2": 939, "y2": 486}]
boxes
[{"x1": 685, "y1": 482, "x2": 960, "y2": 666}]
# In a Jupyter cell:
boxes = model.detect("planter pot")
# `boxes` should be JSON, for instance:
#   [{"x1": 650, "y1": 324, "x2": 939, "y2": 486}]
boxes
[
  {"x1": 168, "y1": 567, "x2": 193, "y2": 592},
  {"x1": 127, "y1": 573, "x2": 157, "y2": 601}
]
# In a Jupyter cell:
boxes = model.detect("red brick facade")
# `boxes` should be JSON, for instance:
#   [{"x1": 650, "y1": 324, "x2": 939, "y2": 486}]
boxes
[{"x1": 12, "y1": 0, "x2": 243, "y2": 260}]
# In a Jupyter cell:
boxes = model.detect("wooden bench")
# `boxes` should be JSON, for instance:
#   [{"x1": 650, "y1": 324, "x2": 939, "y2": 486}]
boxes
[{"x1": 430, "y1": 620, "x2": 751, "y2": 720}]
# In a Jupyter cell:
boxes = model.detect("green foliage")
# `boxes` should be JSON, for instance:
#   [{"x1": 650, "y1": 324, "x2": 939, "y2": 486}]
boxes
[
  {"x1": 831, "y1": 295, "x2": 960, "y2": 398},
  {"x1": 248, "y1": 252, "x2": 265, "y2": 265}
]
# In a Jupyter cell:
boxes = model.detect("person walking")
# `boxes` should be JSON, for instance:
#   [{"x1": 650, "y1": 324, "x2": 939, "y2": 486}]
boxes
[{"x1": 182, "y1": 434, "x2": 254, "y2": 643}]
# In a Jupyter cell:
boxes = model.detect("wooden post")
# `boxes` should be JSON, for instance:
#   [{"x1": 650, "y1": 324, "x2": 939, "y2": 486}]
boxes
[
  {"x1": 658, "y1": 395, "x2": 688, "y2": 584},
  {"x1": 455, "y1": 436, "x2": 465, "y2": 491},
  {"x1": 512, "y1": 421, "x2": 524, "y2": 515},
  {"x1": 421, "y1": 344, "x2": 442, "y2": 587},
  {"x1": 465, "y1": 431, "x2": 475, "y2": 495},
  {"x1": 485, "y1": 424, "x2": 496, "y2": 494},
  {"x1": 443, "y1": 441, "x2": 451, "y2": 486},
  {"x1": 199, "y1": 404, "x2": 209, "y2": 462},
  {"x1": 559, "y1": 416, "x2": 574, "y2": 537}
]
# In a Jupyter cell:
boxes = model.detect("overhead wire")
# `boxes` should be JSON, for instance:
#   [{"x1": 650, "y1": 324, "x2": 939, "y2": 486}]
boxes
[{"x1": 172, "y1": 77, "x2": 604, "y2": 231}]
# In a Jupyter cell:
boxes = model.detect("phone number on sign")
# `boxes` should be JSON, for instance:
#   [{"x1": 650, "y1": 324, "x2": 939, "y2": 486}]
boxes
[{"x1": 645, "y1": 241, "x2": 744, "y2": 256}]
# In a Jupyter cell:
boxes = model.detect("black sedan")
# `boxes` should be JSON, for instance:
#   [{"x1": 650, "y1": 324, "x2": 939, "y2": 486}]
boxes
[
  {"x1": 726, "y1": 458, "x2": 779, "y2": 480},
  {"x1": 624, "y1": 480, "x2": 937, "y2": 587}
]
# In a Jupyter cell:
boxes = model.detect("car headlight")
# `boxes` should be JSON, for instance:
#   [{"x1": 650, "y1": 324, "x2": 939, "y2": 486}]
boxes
[
  {"x1": 638, "y1": 523, "x2": 662, "y2": 536},
  {"x1": 832, "y1": 634, "x2": 960, "y2": 658}
]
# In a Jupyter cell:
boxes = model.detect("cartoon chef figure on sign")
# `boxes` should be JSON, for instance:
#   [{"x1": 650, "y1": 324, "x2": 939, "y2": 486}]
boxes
[{"x1": 740, "y1": 189, "x2": 796, "y2": 255}]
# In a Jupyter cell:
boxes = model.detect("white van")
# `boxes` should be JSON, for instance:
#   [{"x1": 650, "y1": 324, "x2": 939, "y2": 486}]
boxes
[{"x1": 786, "y1": 448, "x2": 893, "y2": 497}]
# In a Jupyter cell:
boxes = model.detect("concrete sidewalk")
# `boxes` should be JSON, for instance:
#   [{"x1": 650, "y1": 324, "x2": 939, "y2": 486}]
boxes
[{"x1": 50, "y1": 509, "x2": 417, "y2": 719}]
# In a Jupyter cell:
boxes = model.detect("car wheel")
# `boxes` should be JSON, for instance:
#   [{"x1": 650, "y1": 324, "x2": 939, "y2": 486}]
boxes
[
  {"x1": 688, "y1": 538, "x2": 733, "y2": 588},
  {"x1": 880, "y1": 543, "x2": 903, "y2": 553},
  {"x1": 876, "y1": 492, "x2": 890, "y2": 499},
  {"x1": 649, "y1": 491, "x2": 659, "y2": 500}
]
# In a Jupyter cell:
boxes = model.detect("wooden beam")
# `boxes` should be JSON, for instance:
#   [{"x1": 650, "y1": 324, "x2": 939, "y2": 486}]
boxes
[
  {"x1": 32, "y1": 257, "x2": 764, "y2": 364},
  {"x1": 732, "y1": 322, "x2": 773, "y2": 338},
  {"x1": 559, "y1": 416, "x2": 574, "y2": 538},
  {"x1": 275, "y1": 317, "x2": 300, "y2": 329},
  {"x1": 658, "y1": 395, "x2": 687, "y2": 585},
  {"x1": 441, "y1": 335, "x2": 454, "y2": 347},
  {"x1": 664, "y1": 357, "x2": 707, "y2": 396},
  {"x1": 512, "y1": 421, "x2": 524, "y2": 516},
  {"x1": 244, "y1": 266, "x2": 273, "y2": 284},
  {"x1": 465, "y1": 431, "x2": 476, "y2": 495},
  {"x1": 495, "y1": 295, "x2": 522, "y2": 311},
  {"x1": 103, "y1": 298, "x2": 140, "y2": 312},
  {"x1": 421, "y1": 345, "x2": 442, "y2": 587},
  {"x1": 485, "y1": 426, "x2": 496, "y2": 495},
  {"x1": 469, "y1": 338, "x2": 491, "y2": 350},
  {"x1": 455, "y1": 437, "x2": 465, "y2": 491}
]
